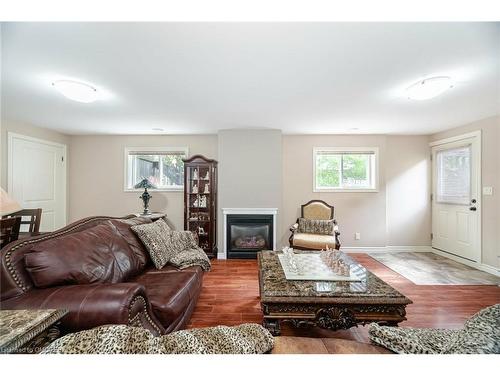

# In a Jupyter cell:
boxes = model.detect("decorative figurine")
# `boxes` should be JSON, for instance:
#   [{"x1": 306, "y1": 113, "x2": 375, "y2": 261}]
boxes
[
  {"x1": 204, "y1": 183, "x2": 210, "y2": 193},
  {"x1": 203, "y1": 171, "x2": 209, "y2": 180},
  {"x1": 199, "y1": 195, "x2": 207, "y2": 207},
  {"x1": 320, "y1": 248, "x2": 347, "y2": 275},
  {"x1": 193, "y1": 168, "x2": 198, "y2": 180},
  {"x1": 198, "y1": 227, "x2": 205, "y2": 235},
  {"x1": 193, "y1": 197, "x2": 199, "y2": 207},
  {"x1": 134, "y1": 178, "x2": 156, "y2": 215},
  {"x1": 192, "y1": 183, "x2": 198, "y2": 194}
]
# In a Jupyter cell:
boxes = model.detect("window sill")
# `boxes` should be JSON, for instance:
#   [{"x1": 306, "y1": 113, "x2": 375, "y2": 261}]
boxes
[
  {"x1": 124, "y1": 188, "x2": 184, "y2": 192},
  {"x1": 313, "y1": 188, "x2": 379, "y2": 193}
]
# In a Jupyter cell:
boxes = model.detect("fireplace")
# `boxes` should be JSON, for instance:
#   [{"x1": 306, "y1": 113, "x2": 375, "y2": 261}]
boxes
[{"x1": 226, "y1": 214, "x2": 273, "y2": 259}]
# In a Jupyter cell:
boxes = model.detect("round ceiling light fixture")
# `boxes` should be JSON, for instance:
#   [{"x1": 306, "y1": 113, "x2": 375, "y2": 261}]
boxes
[
  {"x1": 52, "y1": 80, "x2": 99, "y2": 103},
  {"x1": 152, "y1": 128, "x2": 165, "y2": 132},
  {"x1": 406, "y1": 76, "x2": 454, "y2": 100}
]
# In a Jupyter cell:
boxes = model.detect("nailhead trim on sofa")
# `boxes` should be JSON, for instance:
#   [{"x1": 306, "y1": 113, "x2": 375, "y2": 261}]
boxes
[{"x1": 128, "y1": 295, "x2": 163, "y2": 335}]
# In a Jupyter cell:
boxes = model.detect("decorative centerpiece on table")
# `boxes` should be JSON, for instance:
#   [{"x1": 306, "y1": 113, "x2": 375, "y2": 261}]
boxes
[
  {"x1": 134, "y1": 178, "x2": 157, "y2": 215},
  {"x1": 319, "y1": 247, "x2": 350, "y2": 277}
]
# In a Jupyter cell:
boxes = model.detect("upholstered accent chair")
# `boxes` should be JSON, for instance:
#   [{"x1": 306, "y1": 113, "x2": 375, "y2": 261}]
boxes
[{"x1": 289, "y1": 200, "x2": 340, "y2": 250}]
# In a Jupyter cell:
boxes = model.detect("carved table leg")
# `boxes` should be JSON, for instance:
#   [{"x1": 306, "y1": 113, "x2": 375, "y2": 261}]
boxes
[
  {"x1": 47, "y1": 323, "x2": 62, "y2": 342},
  {"x1": 263, "y1": 319, "x2": 281, "y2": 336}
]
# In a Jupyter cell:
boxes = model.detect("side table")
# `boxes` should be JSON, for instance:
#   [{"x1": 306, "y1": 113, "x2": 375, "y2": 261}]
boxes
[
  {"x1": 132, "y1": 212, "x2": 167, "y2": 221},
  {"x1": 0, "y1": 309, "x2": 68, "y2": 354}
]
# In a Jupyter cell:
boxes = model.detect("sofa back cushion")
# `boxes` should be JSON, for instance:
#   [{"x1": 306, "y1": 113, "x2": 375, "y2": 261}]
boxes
[
  {"x1": 298, "y1": 218, "x2": 334, "y2": 235},
  {"x1": 24, "y1": 221, "x2": 146, "y2": 288}
]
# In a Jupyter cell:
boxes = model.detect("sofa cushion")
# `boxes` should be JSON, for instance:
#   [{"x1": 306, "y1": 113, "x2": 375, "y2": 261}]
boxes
[
  {"x1": 131, "y1": 219, "x2": 175, "y2": 269},
  {"x1": 292, "y1": 232, "x2": 336, "y2": 250},
  {"x1": 24, "y1": 221, "x2": 146, "y2": 288},
  {"x1": 298, "y1": 218, "x2": 334, "y2": 235},
  {"x1": 110, "y1": 217, "x2": 152, "y2": 268},
  {"x1": 132, "y1": 268, "x2": 202, "y2": 327}
]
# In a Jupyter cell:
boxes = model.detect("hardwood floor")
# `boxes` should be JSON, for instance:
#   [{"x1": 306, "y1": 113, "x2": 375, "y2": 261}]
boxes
[{"x1": 187, "y1": 254, "x2": 500, "y2": 343}]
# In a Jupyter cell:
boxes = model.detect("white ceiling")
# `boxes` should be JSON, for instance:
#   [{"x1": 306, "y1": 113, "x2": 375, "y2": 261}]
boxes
[{"x1": 2, "y1": 22, "x2": 499, "y2": 135}]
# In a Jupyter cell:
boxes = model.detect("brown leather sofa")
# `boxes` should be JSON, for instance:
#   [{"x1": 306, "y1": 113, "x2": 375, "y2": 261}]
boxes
[{"x1": 0, "y1": 216, "x2": 204, "y2": 336}]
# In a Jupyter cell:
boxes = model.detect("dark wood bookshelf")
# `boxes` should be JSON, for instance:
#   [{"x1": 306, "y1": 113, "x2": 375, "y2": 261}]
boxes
[{"x1": 183, "y1": 155, "x2": 218, "y2": 258}]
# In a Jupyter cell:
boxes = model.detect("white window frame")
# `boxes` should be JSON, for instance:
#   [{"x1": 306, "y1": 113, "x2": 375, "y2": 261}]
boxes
[
  {"x1": 313, "y1": 147, "x2": 379, "y2": 192},
  {"x1": 124, "y1": 146, "x2": 188, "y2": 192}
]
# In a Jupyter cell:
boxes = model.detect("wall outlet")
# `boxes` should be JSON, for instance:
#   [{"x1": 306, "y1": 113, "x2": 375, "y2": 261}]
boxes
[
  {"x1": 483, "y1": 186, "x2": 493, "y2": 196},
  {"x1": 355, "y1": 232, "x2": 361, "y2": 240}
]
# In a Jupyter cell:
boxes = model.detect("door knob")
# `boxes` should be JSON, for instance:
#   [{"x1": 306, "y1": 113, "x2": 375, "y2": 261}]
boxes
[{"x1": 470, "y1": 207, "x2": 477, "y2": 211}]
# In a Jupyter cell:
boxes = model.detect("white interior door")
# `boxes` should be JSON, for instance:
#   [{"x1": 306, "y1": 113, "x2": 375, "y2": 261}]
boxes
[
  {"x1": 8, "y1": 133, "x2": 67, "y2": 232},
  {"x1": 431, "y1": 133, "x2": 481, "y2": 262}
]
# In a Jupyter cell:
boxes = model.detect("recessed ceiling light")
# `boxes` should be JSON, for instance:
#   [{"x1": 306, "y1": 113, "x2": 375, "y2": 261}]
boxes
[
  {"x1": 152, "y1": 128, "x2": 165, "y2": 132},
  {"x1": 406, "y1": 76, "x2": 454, "y2": 100},
  {"x1": 52, "y1": 80, "x2": 99, "y2": 103},
  {"x1": 349, "y1": 127, "x2": 360, "y2": 130}
]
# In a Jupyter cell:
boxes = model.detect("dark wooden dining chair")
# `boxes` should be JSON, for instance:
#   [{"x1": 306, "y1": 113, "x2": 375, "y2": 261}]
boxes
[
  {"x1": 0, "y1": 216, "x2": 21, "y2": 249},
  {"x1": 3, "y1": 208, "x2": 42, "y2": 235}
]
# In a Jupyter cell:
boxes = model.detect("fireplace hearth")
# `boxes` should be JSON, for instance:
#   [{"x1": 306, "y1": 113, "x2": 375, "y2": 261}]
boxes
[{"x1": 227, "y1": 214, "x2": 273, "y2": 259}]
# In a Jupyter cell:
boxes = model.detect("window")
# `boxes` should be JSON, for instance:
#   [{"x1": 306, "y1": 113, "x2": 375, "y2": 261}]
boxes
[
  {"x1": 436, "y1": 145, "x2": 471, "y2": 205},
  {"x1": 124, "y1": 147, "x2": 188, "y2": 191},
  {"x1": 313, "y1": 147, "x2": 378, "y2": 192}
]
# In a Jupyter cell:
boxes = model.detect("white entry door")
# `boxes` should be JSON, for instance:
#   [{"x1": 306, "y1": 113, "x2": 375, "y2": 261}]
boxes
[
  {"x1": 8, "y1": 133, "x2": 67, "y2": 232},
  {"x1": 431, "y1": 132, "x2": 481, "y2": 262}
]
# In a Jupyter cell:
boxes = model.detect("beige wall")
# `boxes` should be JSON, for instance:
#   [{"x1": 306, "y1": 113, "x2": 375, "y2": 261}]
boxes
[
  {"x1": 14, "y1": 118, "x2": 500, "y2": 263},
  {"x1": 386, "y1": 136, "x2": 431, "y2": 246},
  {"x1": 217, "y1": 129, "x2": 283, "y2": 253},
  {"x1": 69, "y1": 135, "x2": 218, "y2": 230},
  {"x1": 282, "y1": 134, "x2": 431, "y2": 248},
  {"x1": 430, "y1": 115, "x2": 500, "y2": 268}
]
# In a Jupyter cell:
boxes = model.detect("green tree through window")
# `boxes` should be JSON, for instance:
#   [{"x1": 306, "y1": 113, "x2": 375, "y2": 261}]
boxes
[{"x1": 315, "y1": 150, "x2": 375, "y2": 190}]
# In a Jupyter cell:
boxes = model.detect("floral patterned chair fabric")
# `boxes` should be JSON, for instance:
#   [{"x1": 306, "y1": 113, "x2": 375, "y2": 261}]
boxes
[
  {"x1": 368, "y1": 304, "x2": 500, "y2": 354},
  {"x1": 289, "y1": 200, "x2": 340, "y2": 250}
]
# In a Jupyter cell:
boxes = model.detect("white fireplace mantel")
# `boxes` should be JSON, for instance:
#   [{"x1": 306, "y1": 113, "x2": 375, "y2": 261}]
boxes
[{"x1": 221, "y1": 208, "x2": 278, "y2": 259}]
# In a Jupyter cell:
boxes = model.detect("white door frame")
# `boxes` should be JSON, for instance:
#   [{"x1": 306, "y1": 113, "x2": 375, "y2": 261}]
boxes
[
  {"x1": 429, "y1": 130, "x2": 482, "y2": 264},
  {"x1": 8, "y1": 132, "x2": 68, "y2": 226}
]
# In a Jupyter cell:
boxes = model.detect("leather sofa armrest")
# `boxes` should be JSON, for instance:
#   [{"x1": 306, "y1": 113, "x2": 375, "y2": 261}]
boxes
[{"x1": 1, "y1": 283, "x2": 165, "y2": 336}]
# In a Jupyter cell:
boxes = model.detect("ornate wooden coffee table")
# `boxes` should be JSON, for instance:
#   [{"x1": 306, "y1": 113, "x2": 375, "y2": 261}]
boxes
[
  {"x1": 0, "y1": 309, "x2": 68, "y2": 354},
  {"x1": 258, "y1": 250, "x2": 412, "y2": 336}
]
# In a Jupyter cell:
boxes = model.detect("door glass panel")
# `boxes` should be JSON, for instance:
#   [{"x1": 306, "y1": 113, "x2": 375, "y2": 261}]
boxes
[{"x1": 436, "y1": 145, "x2": 471, "y2": 205}]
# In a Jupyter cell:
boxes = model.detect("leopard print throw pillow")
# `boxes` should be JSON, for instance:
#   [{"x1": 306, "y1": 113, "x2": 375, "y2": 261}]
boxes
[
  {"x1": 298, "y1": 218, "x2": 334, "y2": 235},
  {"x1": 131, "y1": 219, "x2": 174, "y2": 269}
]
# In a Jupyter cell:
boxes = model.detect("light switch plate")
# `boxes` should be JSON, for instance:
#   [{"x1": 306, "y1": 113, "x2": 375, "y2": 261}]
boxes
[
  {"x1": 483, "y1": 186, "x2": 493, "y2": 196},
  {"x1": 355, "y1": 232, "x2": 361, "y2": 240}
]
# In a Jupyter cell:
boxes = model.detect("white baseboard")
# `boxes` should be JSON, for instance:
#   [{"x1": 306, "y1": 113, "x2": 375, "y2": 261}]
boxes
[
  {"x1": 217, "y1": 252, "x2": 227, "y2": 260},
  {"x1": 430, "y1": 247, "x2": 500, "y2": 277},
  {"x1": 342, "y1": 246, "x2": 432, "y2": 253}
]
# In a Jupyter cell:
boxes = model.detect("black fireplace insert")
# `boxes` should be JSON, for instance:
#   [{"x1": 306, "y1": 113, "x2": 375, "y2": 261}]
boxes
[{"x1": 227, "y1": 214, "x2": 273, "y2": 259}]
